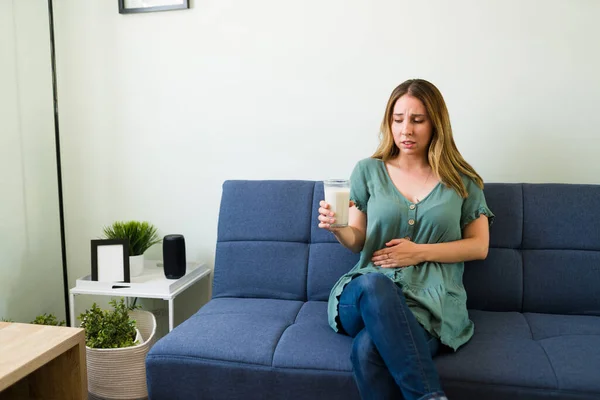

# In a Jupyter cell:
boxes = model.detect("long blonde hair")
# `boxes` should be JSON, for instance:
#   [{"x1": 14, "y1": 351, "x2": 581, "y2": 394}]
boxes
[{"x1": 372, "y1": 79, "x2": 483, "y2": 198}]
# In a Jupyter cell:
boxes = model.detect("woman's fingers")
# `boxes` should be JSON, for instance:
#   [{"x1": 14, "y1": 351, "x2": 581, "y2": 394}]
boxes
[
  {"x1": 318, "y1": 207, "x2": 334, "y2": 217},
  {"x1": 318, "y1": 200, "x2": 335, "y2": 229},
  {"x1": 318, "y1": 214, "x2": 336, "y2": 224},
  {"x1": 371, "y1": 253, "x2": 386, "y2": 262},
  {"x1": 373, "y1": 252, "x2": 394, "y2": 264}
]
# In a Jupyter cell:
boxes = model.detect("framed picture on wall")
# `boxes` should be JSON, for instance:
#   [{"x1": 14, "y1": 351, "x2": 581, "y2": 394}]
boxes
[
  {"x1": 118, "y1": 0, "x2": 190, "y2": 14},
  {"x1": 91, "y1": 239, "x2": 130, "y2": 283}
]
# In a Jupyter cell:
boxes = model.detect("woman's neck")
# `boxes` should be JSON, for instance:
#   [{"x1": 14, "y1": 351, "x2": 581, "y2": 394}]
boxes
[{"x1": 394, "y1": 154, "x2": 430, "y2": 172}]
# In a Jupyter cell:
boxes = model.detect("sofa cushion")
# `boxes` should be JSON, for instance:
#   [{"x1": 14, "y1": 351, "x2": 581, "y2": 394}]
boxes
[
  {"x1": 214, "y1": 241, "x2": 309, "y2": 300},
  {"x1": 537, "y1": 336, "x2": 600, "y2": 393},
  {"x1": 437, "y1": 310, "x2": 600, "y2": 398},
  {"x1": 523, "y1": 249, "x2": 600, "y2": 315},
  {"x1": 273, "y1": 301, "x2": 353, "y2": 371},
  {"x1": 147, "y1": 299, "x2": 361, "y2": 400},
  {"x1": 436, "y1": 311, "x2": 557, "y2": 389},
  {"x1": 307, "y1": 243, "x2": 360, "y2": 301},
  {"x1": 150, "y1": 298, "x2": 303, "y2": 365},
  {"x1": 213, "y1": 180, "x2": 316, "y2": 300},
  {"x1": 464, "y1": 248, "x2": 523, "y2": 312},
  {"x1": 217, "y1": 180, "x2": 315, "y2": 243},
  {"x1": 522, "y1": 184, "x2": 600, "y2": 251},
  {"x1": 525, "y1": 313, "x2": 600, "y2": 339},
  {"x1": 526, "y1": 313, "x2": 600, "y2": 393},
  {"x1": 148, "y1": 300, "x2": 600, "y2": 400},
  {"x1": 483, "y1": 183, "x2": 523, "y2": 249}
]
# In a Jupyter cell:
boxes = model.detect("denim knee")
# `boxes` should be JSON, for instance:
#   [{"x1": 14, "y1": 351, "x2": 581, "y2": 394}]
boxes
[
  {"x1": 350, "y1": 329, "x2": 384, "y2": 369},
  {"x1": 353, "y1": 273, "x2": 400, "y2": 309},
  {"x1": 355, "y1": 273, "x2": 397, "y2": 295}
]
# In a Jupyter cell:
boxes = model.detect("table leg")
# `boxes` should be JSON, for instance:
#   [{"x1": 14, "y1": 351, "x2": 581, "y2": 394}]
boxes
[
  {"x1": 168, "y1": 299, "x2": 174, "y2": 332},
  {"x1": 69, "y1": 293, "x2": 75, "y2": 327}
]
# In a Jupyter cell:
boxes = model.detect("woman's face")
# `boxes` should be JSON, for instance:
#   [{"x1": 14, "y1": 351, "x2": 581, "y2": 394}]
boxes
[{"x1": 391, "y1": 94, "x2": 433, "y2": 157}]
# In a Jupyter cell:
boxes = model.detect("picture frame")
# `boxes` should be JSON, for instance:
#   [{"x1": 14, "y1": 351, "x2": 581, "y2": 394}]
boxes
[
  {"x1": 118, "y1": 0, "x2": 189, "y2": 14},
  {"x1": 91, "y1": 239, "x2": 130, "y2": 283}
]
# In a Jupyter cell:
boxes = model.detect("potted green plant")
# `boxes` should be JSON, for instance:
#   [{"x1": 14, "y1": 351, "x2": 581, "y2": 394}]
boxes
[
  {"x1": 102, "y1": 220, "x2": 161, "y2": 277},
  {"x1": 1, "y1": 313, "x2": 65, "y2": 325},
  {"x1": 79, "y1": 298, "x2": 140, "y2": 349},
  {"x1": 31, "y1": 313, "x2": 66, "y2": 326},
  {"x1": 78, "y1": 298, "x2": 156, "y2": 399}
]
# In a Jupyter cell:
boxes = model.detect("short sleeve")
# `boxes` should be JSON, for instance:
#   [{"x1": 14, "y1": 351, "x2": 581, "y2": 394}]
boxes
[
  {"x1": 349, "y1": 160, "x2": 370, "y2": 213},
  {"x1": 460, "y1": 177, "x2": 495, "y2": 230}
]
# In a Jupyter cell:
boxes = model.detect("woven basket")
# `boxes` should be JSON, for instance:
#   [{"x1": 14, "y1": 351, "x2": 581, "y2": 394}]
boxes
[{"x1": 86, "y1": 310, "x2": 157, "y2": 399}]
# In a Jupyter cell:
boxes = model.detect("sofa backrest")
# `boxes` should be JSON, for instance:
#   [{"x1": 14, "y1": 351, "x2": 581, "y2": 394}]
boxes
[
  {"x1": 468, "y1": 183, "x2": 600, "y2": 315},
  {"x1": 213, "y1": 180, "x2": 600, "y2": 315}
]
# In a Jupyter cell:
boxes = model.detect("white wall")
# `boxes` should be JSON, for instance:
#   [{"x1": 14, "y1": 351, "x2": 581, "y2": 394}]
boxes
[
  {"x1": 52, "y1": 0, "x2": 600, "y2": 314},
  {"x1": 0, "y1": 1, "x2": 64, "y2": 322}
]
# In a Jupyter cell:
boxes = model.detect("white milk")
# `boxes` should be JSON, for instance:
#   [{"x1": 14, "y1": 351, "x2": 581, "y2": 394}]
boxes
[{"x1": 324, "y1": 187, "x2": 350, "y2": 227}]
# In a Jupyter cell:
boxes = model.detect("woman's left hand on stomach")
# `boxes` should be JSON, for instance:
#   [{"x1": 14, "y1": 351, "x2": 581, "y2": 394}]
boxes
[{"x1": 372, "y1": 238, "x2": 424, "y2": 268}]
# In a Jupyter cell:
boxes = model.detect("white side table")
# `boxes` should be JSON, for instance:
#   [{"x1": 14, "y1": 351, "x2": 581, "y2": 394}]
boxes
[{"x1": 69, "y1": 260, "x2": 211, "y2": 332}]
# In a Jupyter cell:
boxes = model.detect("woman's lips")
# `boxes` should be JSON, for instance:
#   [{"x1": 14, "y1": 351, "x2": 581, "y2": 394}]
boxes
[{"x1": 401, "y1": 141, "x2": 415, "y2": 148}]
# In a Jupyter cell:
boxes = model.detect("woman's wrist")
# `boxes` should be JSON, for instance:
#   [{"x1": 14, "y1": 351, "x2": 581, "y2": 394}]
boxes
[
  {"x1": 416, "y1": 243, "x2": 430, "y2": 264},
  {"x1": 332, "y1": 226, "x2": 363, "y2": 253},
  {"x1": 331, "y1": 225, "x2": 351, "y2": 243}
]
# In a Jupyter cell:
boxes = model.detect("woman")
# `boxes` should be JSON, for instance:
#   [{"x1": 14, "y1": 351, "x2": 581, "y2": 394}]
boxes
[{"x1": 318, "y1": 79, "x2": 494, "y2": 400}]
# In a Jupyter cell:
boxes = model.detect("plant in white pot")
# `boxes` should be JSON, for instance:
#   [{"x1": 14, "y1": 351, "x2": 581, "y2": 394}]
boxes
[
  {"x1": 102, "y1": 220, "x2": 161, "y2": 277},
  {"x1": 79, "y1": 298, "x2": 156, "y2": 399}
]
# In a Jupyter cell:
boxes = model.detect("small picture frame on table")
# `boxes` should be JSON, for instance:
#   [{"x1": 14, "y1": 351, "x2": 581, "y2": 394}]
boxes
[
  {"x1": 91, "y1": 239, "x2": 130, "y2": 283},
  {"x1": 118, "y1": 0, "x2": 190, "y2": 14}
]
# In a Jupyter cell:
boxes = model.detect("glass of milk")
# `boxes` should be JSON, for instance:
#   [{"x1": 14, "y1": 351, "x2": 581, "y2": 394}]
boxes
[{"x1": 323, "y1": 179, "x2": 351, "y2": 228}]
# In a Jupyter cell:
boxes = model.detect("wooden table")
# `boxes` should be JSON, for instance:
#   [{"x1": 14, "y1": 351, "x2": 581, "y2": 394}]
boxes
[{"x1": 0, "y1": 322, "x2": 87, "y2": 400}]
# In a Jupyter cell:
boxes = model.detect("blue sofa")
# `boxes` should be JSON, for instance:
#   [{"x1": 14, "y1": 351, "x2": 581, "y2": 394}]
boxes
[{"x1": 146, "y1": 180, "x2": 600, "y2": 400}]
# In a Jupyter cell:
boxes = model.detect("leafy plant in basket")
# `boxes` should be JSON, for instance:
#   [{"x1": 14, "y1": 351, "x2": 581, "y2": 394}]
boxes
[
  {"x1": 102, "y1": 220, "x2": 161, "y2": 256},
  {"x1": 82, "y1": 302, "x2": 156, "y2": 399},
  {"x1": 78, "y1": 298, "x2": 140, "y2": 349}
]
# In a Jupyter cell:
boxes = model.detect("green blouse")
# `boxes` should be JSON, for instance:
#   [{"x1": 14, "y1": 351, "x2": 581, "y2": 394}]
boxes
[{"x1": 327, "y1": 158, "x2": 495, "y2": 351}]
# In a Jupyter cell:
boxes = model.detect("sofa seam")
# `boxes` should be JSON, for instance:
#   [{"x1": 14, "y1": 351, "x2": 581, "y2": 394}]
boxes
[
  {"x1": 219, "y1": 240, "x2": 600, "y2": 251},
  {"x1": 292, "y1": 302, "x2": 303, "y2": 325},
  {"x1": 306, "y1": 243, "x2": 312, "y2": 301},
  {"x1": 309, "y1": 182, "x2": 316, "y2": 245},
  {"x1": 538, "y1": 344, "x2": 560, "y2": 389},
  {"x1": 520, "y1": 184, "x2": 525, "y2": 313},
  {"x1": 491, "y1": 247, "x2": 600, "y2": 253},
  {"x1": 269, "y1": 323, "x2": 291, "y2": 367},
  {"x1": 269, "y1": 303, "x2": 304, "y2": 367},
  {"x1": 147, "y1": 354, "x2": 353, "y2": 374},
  {"x1": 523, "y1": 313, "x2": 560, "y2": 390},
  {"x1": 305, "y1": 183, "x2": 316, "y2": 301},
  {"x1": 523, "y1": 312, "x2": 535, "y2": 340},
  {"x1": 533, "y1": 341, "x2": 560, "y2": 390},
  {"x1": 537, "y1": 333, "x2": 600, "y2": 340}
]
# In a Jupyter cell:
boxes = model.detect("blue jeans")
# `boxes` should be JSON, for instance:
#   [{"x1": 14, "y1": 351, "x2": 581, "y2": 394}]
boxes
[{"x1": 338, "y1": 273, "x2": 448, "y2": 400}]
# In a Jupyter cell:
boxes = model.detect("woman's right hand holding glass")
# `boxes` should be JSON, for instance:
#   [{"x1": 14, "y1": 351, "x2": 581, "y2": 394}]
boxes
[{"x1": 318, "y1": 200, "x2": 354, "y2": 231}]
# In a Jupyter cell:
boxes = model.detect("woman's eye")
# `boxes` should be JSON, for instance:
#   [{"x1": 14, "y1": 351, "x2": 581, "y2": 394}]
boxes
[
  {"x1": 393, "y1": 119, "x2": 403, "y2": 123},
  {"x1": 414, "y1": 119, "x2": 423, "y2": 123}
]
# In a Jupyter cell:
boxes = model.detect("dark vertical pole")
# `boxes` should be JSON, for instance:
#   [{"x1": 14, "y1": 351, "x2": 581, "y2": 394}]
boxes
[{"x1": 47, "y1": 0, "x2": 70, "y2": 326}]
